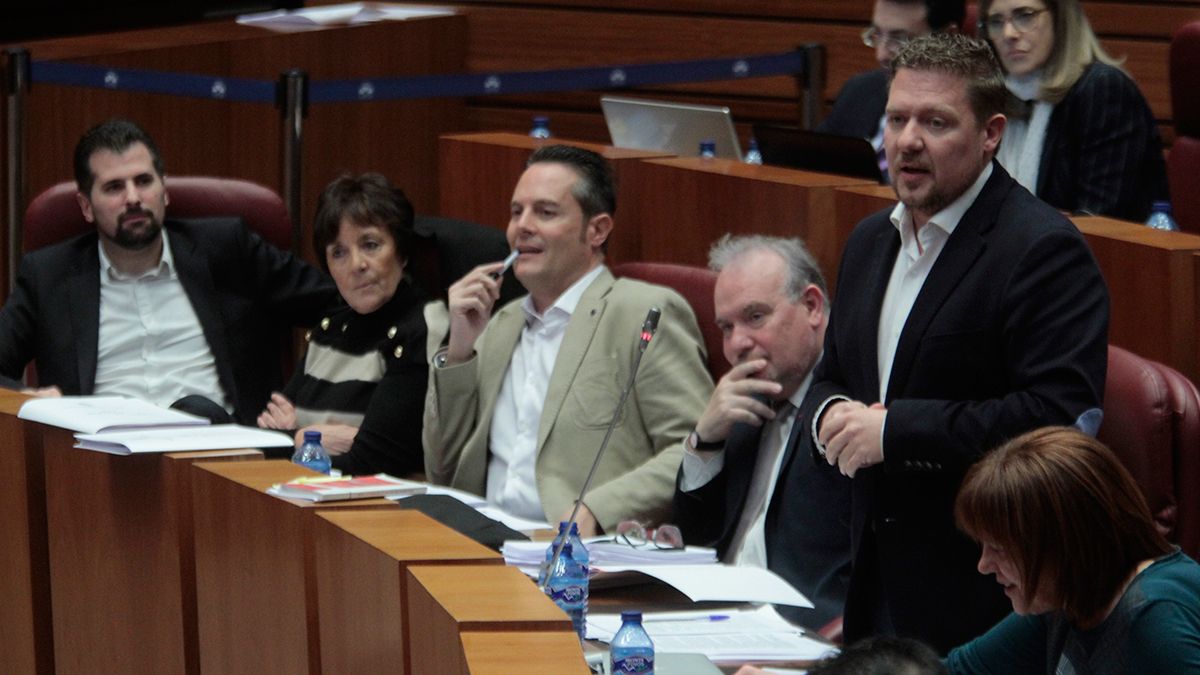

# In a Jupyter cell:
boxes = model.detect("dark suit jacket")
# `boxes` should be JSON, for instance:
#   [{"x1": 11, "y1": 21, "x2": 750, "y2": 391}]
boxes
[
  {"x1": 817, "y1": 68, "x2": 889, "y2": 141},
  {"x1": 0, "y1": 218, "x2": 336, "y2": 423},
  {"x1": 673, "y1": 401, "x2": 853, "y2": 630},
  {"x1": 802, "y1": 163, "x2": 1109, "y2": 652},
  {"x1": 1038, "y1": 62, "x2": 1169, "y2": 222}
]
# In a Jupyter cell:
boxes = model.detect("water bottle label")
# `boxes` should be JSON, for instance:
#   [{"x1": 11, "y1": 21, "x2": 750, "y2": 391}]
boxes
[
  {"x1": 550, "y1": 583, "x2": 586, "y2": 606},
  {"x1": 612, "y1": 655, "x2": 654, "y2": 673}
]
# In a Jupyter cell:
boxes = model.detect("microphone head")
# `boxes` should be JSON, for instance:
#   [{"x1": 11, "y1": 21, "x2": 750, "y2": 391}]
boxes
[{"x1": 640, "y1": 306, "x2": 662, "y2": 347}]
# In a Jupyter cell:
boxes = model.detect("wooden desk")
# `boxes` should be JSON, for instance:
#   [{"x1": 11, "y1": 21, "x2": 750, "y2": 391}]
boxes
[
  {"x1": 436, "y1": 132, "x2": 672, "y2": 265},
  {"x1": 1073, "y1": 216, "x2": 1200, "y2": 385},
  {"x1": 311, "y1": 509, "x2": 502, "y2": 674},
  {"x1": 0, "y1": 392, "x2": 52, "y2": 675},
  {"x1": 461, "y1": 631, "x2": 591, "y2": 674},
  {"x1": 39, "y1": 431, "x2": 260, "y2": 675},
  {"x1": 405, "y1": 564, "x2": 584, "y2": 674},
  {"x1": 620, "y1": 158, "x2": 874, "y2": 287},
  {"x1": 830, "y1": 183, "x2": 895, "y2": 294},
  {"x1": 191, "y1": 460, "x2": 396, "y2": 674}
]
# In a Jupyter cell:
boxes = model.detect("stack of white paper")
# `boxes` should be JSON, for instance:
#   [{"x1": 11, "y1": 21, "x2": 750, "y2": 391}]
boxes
[
  {"x1": 75, "y1": 424, "x2": 293, "y2": 455},
  {"x1": 501, "y1": 538, "x2": 717, "y2": 575},
  {"x1": 587, "y1": 606, "x2": 838, "y2": 663},
  {"x1": 237, "y1": 3, "x2": 455, "y2": 33}
]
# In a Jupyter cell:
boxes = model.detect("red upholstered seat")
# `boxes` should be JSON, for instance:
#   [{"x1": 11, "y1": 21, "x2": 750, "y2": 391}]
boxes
[
  {"x1": 23, "y1": 176, "x2": 292, "y2": 253},
  {"x1": 1148, "y1": 359, "x2": 1200, "y2": 558},
  {"x1": 1099, "y1": 345, "x2": 1200, "y2": 558},
  {"x1": 612, "y1": 261, "x2": 728, "y2": 381},
  {"x1": 1169, "y1": 21, "x2": 1200, "y2": 233}
]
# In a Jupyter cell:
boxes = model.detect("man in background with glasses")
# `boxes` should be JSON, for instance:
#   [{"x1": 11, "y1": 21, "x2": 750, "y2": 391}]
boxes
[
  {"x1": 819, "y1": 0, "x2": 966, "y2": 180},
  {"x1": 673, "y1": 235, "x2": 851, "y2": 630}
]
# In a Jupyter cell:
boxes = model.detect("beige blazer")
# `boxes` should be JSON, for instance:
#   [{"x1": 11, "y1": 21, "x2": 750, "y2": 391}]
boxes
[{"x1": 423, "y1": 268, "x2": 713, "y2": 530}]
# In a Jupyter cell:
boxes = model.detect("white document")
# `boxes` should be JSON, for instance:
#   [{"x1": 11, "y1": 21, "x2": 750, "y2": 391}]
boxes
[
  {"x1": 592, "y1": 564, "x2": 813, "y2": 608},
  {"x1": 19, "y1": 396, "x2": 209, "y2": 434},
  {"x1": 588, "y1": 606, "x2": 837, "y2": 662},
  {"x1": 502, "y1": 539, "x2": 717, "y2": 576},
  {"x1": 237, "y1": 3, "x2": 454, "y2": 32},
  {"x1": 75, "y1": 424, "x2": 292, "y2": 455}
]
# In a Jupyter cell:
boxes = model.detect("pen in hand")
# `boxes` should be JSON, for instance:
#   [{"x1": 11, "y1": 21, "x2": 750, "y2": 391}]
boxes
[{"x1": 490, "y1": 250, "x2": 520, "y2": 280}]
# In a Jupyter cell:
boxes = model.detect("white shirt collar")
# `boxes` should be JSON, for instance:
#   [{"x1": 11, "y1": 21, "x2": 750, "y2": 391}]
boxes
[
  {"x1": 98, "y1": 228, "x2": 174, "y2": 281},
  {"x1": 520, "y1": 264, "x2": 605, "y2": 325}
]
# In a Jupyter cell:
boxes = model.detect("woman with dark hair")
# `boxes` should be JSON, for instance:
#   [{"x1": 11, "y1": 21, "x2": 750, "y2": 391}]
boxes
[
  {"x1": 257, "y1": 173, "x2": 428, "y2": 479},
  {"x1": 946, "y1": 427, "x2": 1200, "y2": 673},
  {"x1": 977, "y1": 0, "x2": 1168, "y2": 221}
]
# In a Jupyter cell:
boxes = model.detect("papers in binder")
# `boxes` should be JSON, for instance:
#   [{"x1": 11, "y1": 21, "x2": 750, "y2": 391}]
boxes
[
  {"x1": 74, "y1": 424, "x2": 293, "y2": 455},
  {"x1": 19, "y1": 396, "x2": 209, "y2": 433}
]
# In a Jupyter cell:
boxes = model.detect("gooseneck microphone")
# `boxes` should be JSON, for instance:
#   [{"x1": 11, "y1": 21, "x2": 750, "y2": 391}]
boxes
[{"x1": 540, "y1": 306, "x2": 662, "y2": 590}]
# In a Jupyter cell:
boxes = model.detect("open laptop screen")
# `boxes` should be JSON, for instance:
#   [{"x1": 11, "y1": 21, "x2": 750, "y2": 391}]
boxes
[
  {"x1": 602, "y1": 95, "x2": 743, "y2": 159},
  {"x1": 752, "y1": 123, "x2": 885, "y2": 183}
]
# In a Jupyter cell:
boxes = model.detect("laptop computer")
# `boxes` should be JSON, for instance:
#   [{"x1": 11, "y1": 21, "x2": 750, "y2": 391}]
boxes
[
  {"x1": 752, "y1": 123, "x2": 885, "y2": 183},
  {"x1": 601, "y1": 95, "x2": 743, "y2": 160}
]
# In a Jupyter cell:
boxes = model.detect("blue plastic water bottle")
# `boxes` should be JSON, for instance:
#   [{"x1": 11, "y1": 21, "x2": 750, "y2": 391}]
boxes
[
  {"x1": 545, "y1": 542, "x2": 588, "y2": 637},
  {"x1": 538, "y1": 522, "x2": 590, "y2": 587},
  {"x1": 743, "y1": 137, "x2": 763, "y2": 165},
  {"x1": 1146, "y1": 201, "x2": 1181, "y2": 232},
  {"x1": 292, "y1": 430, "x2": 331, "y2": 474},
  {"x1": 529, "y1": 115, "x2": 552, "y2": 139},
  {"x1": 610, "y1": 611, "x2": 655, "y2": 674},
  {"x1": 538, "y1": 522, "x2": 570, "y2": 586},
  {"x1": 698, "y1": 139, "x2": 716, "y2": 159}
]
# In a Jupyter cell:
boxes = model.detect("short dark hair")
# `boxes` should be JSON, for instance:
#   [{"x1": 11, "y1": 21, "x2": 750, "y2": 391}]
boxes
[
  {"x1": 809, "y1": 636, "x2": 948, "y2": 675},
  {"x1": 526, "y1": 144, "x2": 616, "y2": 220},
  {"x1": 312, "y1": 173, "x2": 414, "y2": 274},
  {"x1": 956, "y1": 427, "x2": 1173, "y2": 625},
  {"x1": 889, "y1": 33, "x2": 1009, "y2": 126},
  {"x1": 74, "y1": 118, "x2": 165, "y2": 196}
]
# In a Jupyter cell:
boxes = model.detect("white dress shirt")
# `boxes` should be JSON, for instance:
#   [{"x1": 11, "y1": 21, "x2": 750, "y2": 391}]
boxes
[
  {"x1": 94, "y1": 230, "x2": 229, "y2": 410},
  {"x1": 811, "y1": 163, "x2": 994, "y2": 457},
  {"x1": 878, "y1": 163, "x2": 993, "y2": 401},
  {"x1": 681, "y1": 373, "x2": 812, "y2": 568},
  {"x1": 487, "y1": 265, "x2": 605, "y2": 520}
]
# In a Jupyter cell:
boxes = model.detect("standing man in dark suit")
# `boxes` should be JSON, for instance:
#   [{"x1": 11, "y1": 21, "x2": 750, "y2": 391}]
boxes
[
  {"x1": 674, "y1": 235, "x2": 851, "y2": 630},
  {"x1": 0, "y1": 118, "x2": 335, "y2": 423},
  {"x1": 807, "y1": 34, "x2": 1108, "y2": 652},
  {"x1": 819, "y1": 0, "x2": 965, "y2": 180}
]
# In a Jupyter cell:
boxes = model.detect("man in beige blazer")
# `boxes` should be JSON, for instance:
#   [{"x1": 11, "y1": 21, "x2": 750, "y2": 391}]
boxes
[{"x1": 424, "y1": 145, "x2": 713, "y2": 536}]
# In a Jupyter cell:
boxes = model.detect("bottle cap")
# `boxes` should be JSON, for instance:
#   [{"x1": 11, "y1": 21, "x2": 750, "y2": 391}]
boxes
[
  {"x1": 699, "y1": 139, "x2": 716, "y2": 154},
  {"x1": 1151, "y1": 200, "x2": 1172, "y2": 214},
  {"x1": 620, "y1": 610, "x2": 642, "y2": 622},
  {"x1": 533, "y1": 115, "x2": 549, "y2": 125},
  {"x1": 303, "y1": 430, "x2": 322, "y2": 443}
]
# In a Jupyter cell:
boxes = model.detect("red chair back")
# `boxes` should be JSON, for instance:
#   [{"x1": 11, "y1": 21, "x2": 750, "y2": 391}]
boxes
[
  {"x1": 1099, "y1": 345, "x2": 1200, "y2": 558},
  {"x1": 612, "y1": 261, "x2": 728, "y2": 380},
  {"x1": 23, "y1": 176, "x2": 292, "y2": 252},
  {"x1": 1169, "y1": 21, "x2": 1200, "y2": 233}
]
